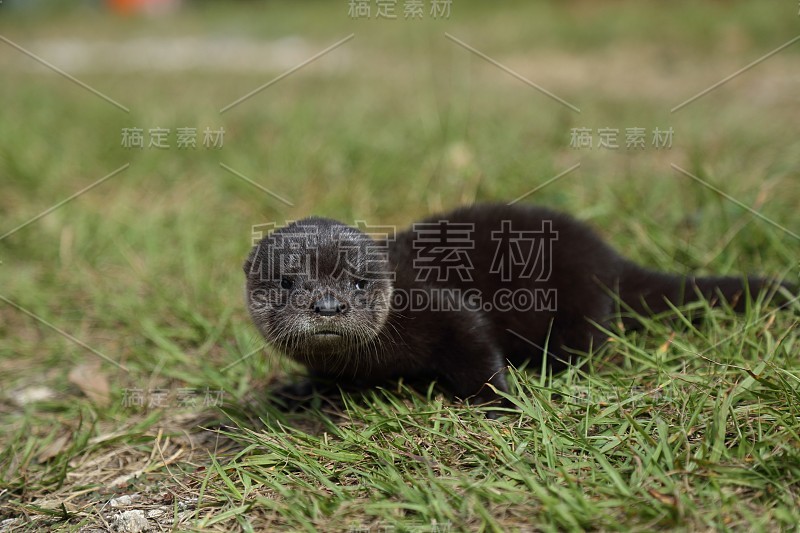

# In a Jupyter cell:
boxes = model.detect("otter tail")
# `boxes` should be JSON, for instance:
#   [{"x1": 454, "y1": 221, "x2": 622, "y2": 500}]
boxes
[{"x1": 616, "y1": 263, "x2": 795, "y2": 327}]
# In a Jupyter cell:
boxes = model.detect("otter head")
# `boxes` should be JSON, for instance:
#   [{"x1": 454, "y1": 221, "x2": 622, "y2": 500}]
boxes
[{"x1": 243, "y1": 217, "x2": 393, "y2": 364}]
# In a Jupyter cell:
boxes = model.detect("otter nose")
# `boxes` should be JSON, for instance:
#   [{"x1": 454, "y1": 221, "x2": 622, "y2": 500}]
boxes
[{"x1": 313, "y1": 295, "x2": 347, "y2": 317}]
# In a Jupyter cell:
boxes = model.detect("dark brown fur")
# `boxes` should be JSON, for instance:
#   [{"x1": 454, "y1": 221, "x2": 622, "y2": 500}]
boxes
[{"x1": 244, "y1": 203, "x2": 793, "y2": 409}]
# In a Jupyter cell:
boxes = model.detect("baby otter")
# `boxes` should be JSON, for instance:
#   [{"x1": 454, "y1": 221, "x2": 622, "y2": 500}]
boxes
[{"x1": 243, "y1": 203, "x2": 793, "y2": 409}]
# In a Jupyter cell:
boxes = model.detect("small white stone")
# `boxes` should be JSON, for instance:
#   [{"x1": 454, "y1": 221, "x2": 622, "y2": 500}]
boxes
[
  {"x1": 112, "y1": 510, "x2": 150, "y2": 532},
  {"x1": 109, "y1": 493, "x2": 140, "y2": 507},
  {"x1": 12, "y1": 386, "x2": 55, "y2": 406},
  {"x1": 1, "y1": 518, "x2": 20, "y2": 532},
  {"x1": 177, "y1": 497, "x2": 197, "y2": 511}
]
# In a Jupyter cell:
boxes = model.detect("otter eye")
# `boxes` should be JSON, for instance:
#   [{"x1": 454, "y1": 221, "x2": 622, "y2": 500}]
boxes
[
  {"x1": 354, "y1": 279, "x2": 369, "y2": 290},
  {"x1": 280, "y1": 277, "x2": 294, "y2": 290}
]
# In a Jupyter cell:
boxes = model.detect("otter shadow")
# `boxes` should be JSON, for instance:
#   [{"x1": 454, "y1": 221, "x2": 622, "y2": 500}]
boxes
[{"x1": 221, "y1": 375, "x2": 512, "y2": 433}]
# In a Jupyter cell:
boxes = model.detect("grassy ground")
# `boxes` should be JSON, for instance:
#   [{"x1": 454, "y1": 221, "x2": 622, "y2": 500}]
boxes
[{"x1": 1, "y1": 1, "x2": 799, "y2": 530}]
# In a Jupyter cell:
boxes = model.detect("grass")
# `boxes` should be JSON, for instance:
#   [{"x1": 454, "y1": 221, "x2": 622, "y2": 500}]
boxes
[{"x1": 1, "y1": 0, "x2": 799, "y2": 530}]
